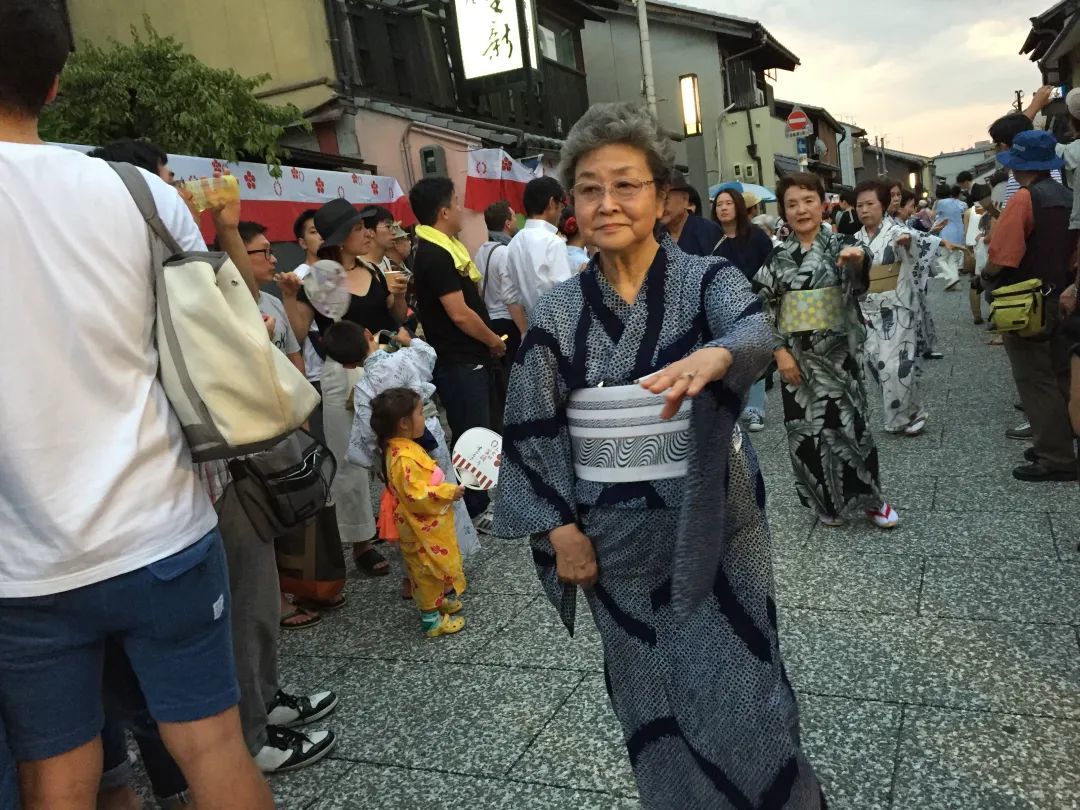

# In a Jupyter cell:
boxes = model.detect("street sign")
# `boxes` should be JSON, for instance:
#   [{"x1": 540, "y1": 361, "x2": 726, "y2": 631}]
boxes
[
  {"x1": 796, "y1": 137, "x2": 808, "y2": 155},
  {"x1": 786, "y1": 105, "x2": 812, "y2": 138}
]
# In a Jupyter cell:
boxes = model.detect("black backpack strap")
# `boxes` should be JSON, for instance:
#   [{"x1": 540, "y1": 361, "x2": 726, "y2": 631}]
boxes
[{"x1": 481, "y1": 243, "x2": 506, "y2": 300}]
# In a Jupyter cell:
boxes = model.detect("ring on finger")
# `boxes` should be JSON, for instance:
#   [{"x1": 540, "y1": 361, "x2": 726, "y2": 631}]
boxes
[{"x1": 680, "y1": 371, "x2": 696, "y2": 379}]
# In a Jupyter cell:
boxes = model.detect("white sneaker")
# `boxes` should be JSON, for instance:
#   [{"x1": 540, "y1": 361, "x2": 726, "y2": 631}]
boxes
[
  {"x1": 904, "y1": 417, "x2": 927, "y2": 437},
  {"x1": 818, "y1": 514, "x2": 844, "y2": 527},
  {"x1": 747, "y1": 414, "x2": 765, "y2": 432},
  {"x1": 867, "y1": 502, "x2": 899, "y2": 529},
  {"x1": 266, "y1": 689, "x2": 338, "y2": 728},
  {"x1": 254, "y1": 726, "x2": 336, "y2": 773}
]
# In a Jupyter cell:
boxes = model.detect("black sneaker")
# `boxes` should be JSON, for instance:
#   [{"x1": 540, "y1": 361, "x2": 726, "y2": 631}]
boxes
[
  {"x1": 922, "y1": 351, "x2": 944, "y2": 360},
  {"x1": 266, "y1": 689, "x2": 338, "y2": 728},
  {"x1": 254, "y1": 725, "x2": 336, "y2": 773}
]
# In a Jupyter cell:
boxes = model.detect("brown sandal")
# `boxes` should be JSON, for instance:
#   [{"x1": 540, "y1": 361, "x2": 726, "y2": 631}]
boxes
[{"x1": 280, "y1": 608, "x2": 322, "y2": 630}]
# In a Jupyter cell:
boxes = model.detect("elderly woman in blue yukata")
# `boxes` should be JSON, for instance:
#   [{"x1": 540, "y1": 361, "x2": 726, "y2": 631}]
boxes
[{"x1": 493, "y1": 101, "x2": 825, "y2": 810}]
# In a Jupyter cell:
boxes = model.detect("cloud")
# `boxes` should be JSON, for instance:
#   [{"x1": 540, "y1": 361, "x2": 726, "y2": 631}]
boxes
[{"x1": 676, "y1": 0, "x2": 1044, "y2": 155}]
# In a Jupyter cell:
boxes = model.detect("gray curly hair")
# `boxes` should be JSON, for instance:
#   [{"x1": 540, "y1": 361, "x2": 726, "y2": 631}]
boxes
[{"x1": 558, "y1": 102, "x2": 675, "y2": 192}]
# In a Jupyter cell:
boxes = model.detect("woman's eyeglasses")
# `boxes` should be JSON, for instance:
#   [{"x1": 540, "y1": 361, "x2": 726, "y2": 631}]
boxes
[{"x1": 572, "y1": 179, "x2": 655, "y2": 204}]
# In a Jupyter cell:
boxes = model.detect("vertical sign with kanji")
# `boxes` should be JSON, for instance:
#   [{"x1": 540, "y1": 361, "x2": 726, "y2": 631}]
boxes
[{"x1": 455, "y1": 0, "x2": 535, "y2": 80}]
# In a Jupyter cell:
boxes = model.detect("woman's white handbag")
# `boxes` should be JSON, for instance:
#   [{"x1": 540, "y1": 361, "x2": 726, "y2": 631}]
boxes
[{"x1": 110, "y1": 163, "x2": 319, "y2": 461}]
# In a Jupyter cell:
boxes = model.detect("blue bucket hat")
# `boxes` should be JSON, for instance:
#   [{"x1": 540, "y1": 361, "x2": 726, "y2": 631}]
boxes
[{"x1": 997, "y1": 129, "x2": 1065, "y2": 172}]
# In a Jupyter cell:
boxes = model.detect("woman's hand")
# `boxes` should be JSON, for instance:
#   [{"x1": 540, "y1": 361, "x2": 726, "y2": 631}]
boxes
[
  {"x1": 775, "y1": 348, "x2": 802, "y2": 387},
  {"x1": 930, "y1": 219, "x2": 947, "y2": 234},
  {"x1": 385, "y1": 271, "x2": 409, "y2": 296},
  {"x1": 640, "y1": 347, "x2": 733, "y2": 420},
  {"x1": 395, "y1": 326, "x2": 413, "y2": 346},
  {"x1": 549, "y1": 524, "x2": 598, "y2": 587},
  {"x1": 837, "y1": 246, "x2": 865, "y2": 268},
  {"x1": 451, "y1": 485, "x2": 465, "y2": 502},
  {"x1": 895, "y1": 233, "x2": 912, "y2": 249}
]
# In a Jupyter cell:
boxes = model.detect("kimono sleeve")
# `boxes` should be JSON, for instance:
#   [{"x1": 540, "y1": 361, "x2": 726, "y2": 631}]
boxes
[
  {"x1": 346, "y1": 377, "x2": 378, "y2": 469},
  {"x1": 910, "y1": 230, "x2": 945, "y2": 274},
  {"x1": 701, "y1": 262, "x2": 772, "y2": 397},
  {"x1": 752, "y1": 250, "x2": 788, "y2": 350},
  {"x1": 492, "y1": 304, "x2": 577, "y2": 539},
  {"x1": 389, "y1": 455, "x2": 459, "y2": 515},
  {"x1": 403, "y1": 339, "x2": 438, "y2": 379}
]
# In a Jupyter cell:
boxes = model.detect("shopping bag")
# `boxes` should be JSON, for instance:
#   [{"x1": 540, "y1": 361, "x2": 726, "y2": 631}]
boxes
[{"x1": 275, "y1": 504, "x2": 347, "y2": 604}]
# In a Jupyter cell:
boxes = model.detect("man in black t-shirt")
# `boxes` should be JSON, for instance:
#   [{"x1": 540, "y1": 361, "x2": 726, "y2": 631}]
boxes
[
  {"x1": 409, "y1": 177, "x2": 505, "y2": 521},
  {"x1": 834, "y1": 192, "x2": 860, "y2": 235}
]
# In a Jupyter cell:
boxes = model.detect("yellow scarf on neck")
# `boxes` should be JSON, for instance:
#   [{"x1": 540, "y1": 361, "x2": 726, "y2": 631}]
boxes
[{"x1": 415, "y1": 225, "x2": 480, "y2": 283}]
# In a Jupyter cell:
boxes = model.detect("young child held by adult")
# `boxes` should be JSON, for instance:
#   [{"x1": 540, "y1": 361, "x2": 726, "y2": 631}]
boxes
[
  {"x1": 321, "y1": 321, "x2": 481, "y2": 562},
  {"x1": 370, "y1": 388, "x2": 467, "y2": 637}
]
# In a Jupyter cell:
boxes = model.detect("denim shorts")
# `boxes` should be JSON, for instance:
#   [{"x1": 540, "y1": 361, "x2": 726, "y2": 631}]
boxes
[{"x1": 0, "y1": 529, "x2": 239, "y2": 762}]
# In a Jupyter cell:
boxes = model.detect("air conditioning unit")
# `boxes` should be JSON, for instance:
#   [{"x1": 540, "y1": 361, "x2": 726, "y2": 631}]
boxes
[
  {"x1": 744, "y1": 163, "x2": 756, "y2": 180},
  {"x1": 733, "y1": 164, "x2": 742, "y2": 178}
]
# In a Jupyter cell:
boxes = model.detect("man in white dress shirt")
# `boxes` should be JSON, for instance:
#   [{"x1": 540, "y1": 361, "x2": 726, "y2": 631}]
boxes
[{"x1": 505, "y1": 177, "x2": 572, "y2": 323}]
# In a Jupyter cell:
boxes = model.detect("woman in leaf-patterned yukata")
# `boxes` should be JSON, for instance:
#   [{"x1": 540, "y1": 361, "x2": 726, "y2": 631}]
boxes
[{"x1": 755, "y1": 172, "x2": 900, "y2": 530}]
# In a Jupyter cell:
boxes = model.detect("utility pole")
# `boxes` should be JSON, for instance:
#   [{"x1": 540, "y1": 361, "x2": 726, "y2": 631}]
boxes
[
  {"x1": 1014, "y1": 90, "x2": 1024, "y2": 112},
  {"x1": 636, "y1": 0, "x2": 657, "y2": 116}
]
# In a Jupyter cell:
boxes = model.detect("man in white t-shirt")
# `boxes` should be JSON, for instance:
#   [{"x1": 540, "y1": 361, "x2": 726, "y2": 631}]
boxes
[{"x1": 0, "y1": 2, "x2": 273, "y2": 805}]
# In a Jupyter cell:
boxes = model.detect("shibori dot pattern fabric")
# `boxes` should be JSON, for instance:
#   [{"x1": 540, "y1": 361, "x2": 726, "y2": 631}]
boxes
[
  {"x1": 529, "y1": 438, "x2": 825, "y2": 809},
  {"x1": 492, "y1": 244, "x2": 823, "y2": 807}
]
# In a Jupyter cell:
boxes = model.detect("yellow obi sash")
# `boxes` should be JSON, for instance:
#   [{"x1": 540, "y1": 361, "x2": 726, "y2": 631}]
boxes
[
  {"x1": 868, "y1": 262, "x2": 901, "y2": 294},
  {"x1": 778, "y1": 286, "x2": 845, "y2": 335}
]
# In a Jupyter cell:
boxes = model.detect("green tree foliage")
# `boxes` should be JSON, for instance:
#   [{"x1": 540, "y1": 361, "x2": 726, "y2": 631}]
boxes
[{"x1": 40, "y1": 19, "x2": 308, "y2": 174}]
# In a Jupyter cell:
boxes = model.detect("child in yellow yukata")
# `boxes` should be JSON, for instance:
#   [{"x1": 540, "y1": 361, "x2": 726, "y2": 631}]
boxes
[{"x1": 370, "y1": 387, "x2": 467, "y2": 638}]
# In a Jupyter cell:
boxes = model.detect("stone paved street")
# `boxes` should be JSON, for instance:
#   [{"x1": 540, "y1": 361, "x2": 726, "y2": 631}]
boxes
[{"x1": 268, "y1": 283, "x2": 1080, "y2": 809}]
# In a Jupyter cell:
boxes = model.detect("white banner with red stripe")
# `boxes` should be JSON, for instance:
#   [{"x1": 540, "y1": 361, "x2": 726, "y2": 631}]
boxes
[
  {"x1": 57, "y1": 143, "x2": 412, "y2": 243},
  {"x1": 463, "y1": 148, "x2": 543, "y2": 215}
]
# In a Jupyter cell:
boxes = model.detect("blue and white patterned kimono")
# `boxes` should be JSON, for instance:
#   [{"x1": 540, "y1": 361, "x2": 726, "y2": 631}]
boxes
[
  {"x1": 493, "y1": 244, "x2": 824, "y2": 809},
  {"x1": 345, "y1": 338, "x2": 480, "y2": 558}
]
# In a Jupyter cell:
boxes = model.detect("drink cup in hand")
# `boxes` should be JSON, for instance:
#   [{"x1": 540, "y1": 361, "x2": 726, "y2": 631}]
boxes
[
  {"x1": 384, "y1": 270, "x2": 408, "y2": 295},
  {"x1": 182, "y1": 175, "x2": 240, "y2": 213}
]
